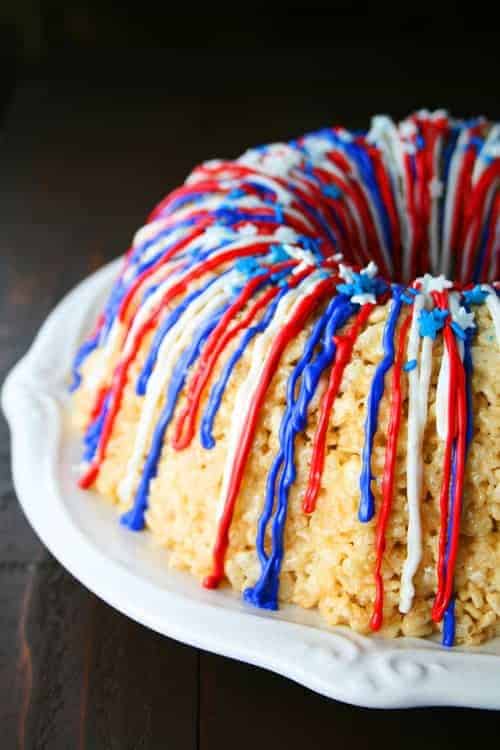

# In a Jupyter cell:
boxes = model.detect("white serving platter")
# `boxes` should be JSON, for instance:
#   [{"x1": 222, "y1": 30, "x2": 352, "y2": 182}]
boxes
[{"x1": 3, "y1": 258, "x2": 500, "y2": 709}]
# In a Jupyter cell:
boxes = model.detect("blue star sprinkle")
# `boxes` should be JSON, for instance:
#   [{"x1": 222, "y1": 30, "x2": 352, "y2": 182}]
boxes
[
  {"x1": 418, "y1": 308, "x2": 449, "y2": 339},
  {"x1": 462, "y1": 285, "x2": 489, "y2": 306}
]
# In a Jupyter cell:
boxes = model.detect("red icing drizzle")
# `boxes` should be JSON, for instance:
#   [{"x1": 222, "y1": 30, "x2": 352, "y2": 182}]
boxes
[
  {"x1": 302, "y1": 302, "x2": 375, "y2": 515},
  {"x1": 462, "y1": 160, "x2": 500, "y2": 282},
  {"x1": 370, "y1": 310, "x2": 412, "y2": 631},
  {"x1": 171, "y1": 260, "x2": 297, "y2": 450},
  {"x1": 317, "y1": 157, "x2": 388, "y2": 275},
  {"x1": 78, "y1": 241, "x2": 283, "y2": 489},
  {"x1": 432, "y1": 292, "x2": 468, "y2": 622},
  {"x1": 203, "y1": 274, "x2": 338, "y2": 589},
  {"x1": 118, "y1": 218, "x2": 213, "y2": 323}
]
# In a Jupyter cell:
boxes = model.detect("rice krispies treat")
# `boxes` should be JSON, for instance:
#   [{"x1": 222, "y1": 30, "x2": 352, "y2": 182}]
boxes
[{"x1": 73, "y1": 296, "x2": 500, "y2": 646}]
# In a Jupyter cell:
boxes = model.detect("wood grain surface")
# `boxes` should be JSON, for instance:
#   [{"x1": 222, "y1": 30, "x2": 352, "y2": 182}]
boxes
[{"x1": 1, "y1": 51, "x2": 498, "y2": 748}]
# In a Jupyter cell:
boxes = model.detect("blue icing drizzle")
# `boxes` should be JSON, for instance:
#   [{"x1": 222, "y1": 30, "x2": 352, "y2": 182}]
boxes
[
  {"x1": 291, "y1": 190, "x2": 339, "y2": 249},
  {"x1": 214, "y1": 207, "x2": 278, "y2": 226},
  {"x1": 244, "y1": 180, "x2": 277, "y2": 202},
  {"x1": 442, "y1": 441, "x2": 458, "y2": 647},
  {"x1": 82, "y1": 394, "x2": 111, "y2": 462},
  {"x1": 74, "y1": 213, "x2": 209, "y2": 377},
  {"x1": 136, "y1": 275, "x2": 223, "y2": 397},
  {"x1": 450, "y1": 321, "x2": 470, "y2": 341},
  {"x1": 200, "y1": 282, "x2": 294, "y2": 450},
  {"x1": 227, "y1": 187, "x2": 246, "y2": 200},
  {"x1": 296, "y1": 235, "x2": 324, "y2": 260},
  {"x1": 136, "y1": 254, "x2": 272, "y2": 399},
  {"x1": 322, "y1": 184, "x2": 343, "y2": 200},
  {"x1": 472, "y1": 206, "x2": 492, "y2": 284},
  {"x1": 318, "y1": 130, "x2": 393, "y2": 258},
  {"x1": 70, "y1": 332, "x2": 101, "y2": 392},
  {"x1": 245, "y1": 294, "x2": 356, "y2": 610},
  {"x1": 439, "y1": 125, "x2": 461, "y2": 240},
  {"x1": 343, "y1": 140, "x2": 394, "y2": 256},
  {"x1": 463, "y1": 321, "x2": 475, "y2": 451},
  {"x1": 325, "y1": 204, "x2": 348, "y2": 243},
  {"x1": 442, "y1": 597, "x2": 456, "y2": 647},
  {"x1": 128, "y1": 218, "x2": 197, "y2": 265},
  {"x1": 359, "y1": 285, "x2": 404, "y2": 523},
  {"x1": 400, "y1": 290, "x2": 417, "y2": 304},
  {"x1": 78, "y1": 273, "x2": 129, "y2": 357},
  {"x1": 84, "y1": 277, "x2": 227, "y2": 463},
  {"x1": 252, "y1": 306, "x2": 334, "y2": 569},
  {"x1": 161, "y1": 193, "x2": 209, "y2": 215},
  {"x1": 121, "y1": 302, "x2": 230, "y2": 531}
]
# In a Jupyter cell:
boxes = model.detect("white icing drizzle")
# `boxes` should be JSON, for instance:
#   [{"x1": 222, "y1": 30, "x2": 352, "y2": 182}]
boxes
[
  {"x1": 132, "y1": 217, "x2": 171, "y2": 250},
  {"x1": 436, "y1": 291, "x2": 470, "y2": 438},
  {"x1": 86, "y1": 230, "x2": 268, "y2": 394},
  {"x1": 238, "y1": 144, "x2": 303, "y2": 184},
  {"x1": 472, "y1": 124, "x2": 500, "y2": 183},
  {"x1": 86, "y1": 317, "x2": 125, "y2": 391},
  {"x1": 399, "y1": 288, "x2": 425, "y2": 613},
  {"x1": 399, "y1": 274, "x2": 455, "y2": 612},
  {"x1": 137, "y1": 226, "x2": 192, "y2": 266},
  {"x1": 435, "y1": 344, "x2": 450, "y2": 441},
  {"x1": 165, "y1": 192, "x2": 315, "y2": 233},
  {"x1": 86, "y1": 261, "x2": 188, "y2": 392},
  {"x1": 428, "y1": 123, "x2": 446, "y2": 275},
  {"x1": 331, "y1": 141, "x2": 394, "y2": 277},
  {"x1": 441, "y1": 128, "x2": 468, "y2": 277},
  {"x1": 483, "y1": 285, "x2": 500, "y2": 346},
  {"x1": 214, "y1": 271, "x2": 324, "y2": 523},
  {"x1": 367, "y1": 115, "x2": 413, "y2": 281},
  {"x1": 317, "y1": 160, "x2": 370, "y2": 259},
  {"x1": 117, "y1": 271, "x2": 243, "y2": 507}
]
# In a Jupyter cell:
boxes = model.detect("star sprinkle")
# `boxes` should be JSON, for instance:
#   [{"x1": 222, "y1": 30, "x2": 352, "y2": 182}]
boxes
[
  {"x1": 418, "y1": 274, "x2": 454, "y2": 296},
  {"x1": 418, "y1": 308, "x2": 449, "y2": 339},
  {"x1": 279, "y1": 243, "x2": 319, "y2": 267},
  {"x1": 337, "y1": 262, "x2": 387, "y2": 305},
  {"x1": 267, "y1": 244, "x2": 292, "y2": 264},
  {"x1": 463, "y1": 284, "x2": 489, "y2": 306},
  {"x1": 234, "y1": 257, "x2": 264, "y2": 277},
  {"x1": 450, "y1": 306, "x2": 476, "y2": 340}
]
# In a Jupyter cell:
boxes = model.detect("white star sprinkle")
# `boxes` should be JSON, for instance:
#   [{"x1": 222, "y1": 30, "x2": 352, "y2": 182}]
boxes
[
  {"x1": 418, "y1": 273, "x2": 453, "y2": 295},
  {"x1": 339, "y1": 261, "x2": 379, "y2": 284},
  {"x1": 452, "y1": 306, "x2": 476, "y2": 331}
]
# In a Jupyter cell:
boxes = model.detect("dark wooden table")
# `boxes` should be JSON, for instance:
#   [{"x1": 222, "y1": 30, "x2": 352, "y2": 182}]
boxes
[{"x1": 1, "y1": 50, "x2": 499, "y2": 749}]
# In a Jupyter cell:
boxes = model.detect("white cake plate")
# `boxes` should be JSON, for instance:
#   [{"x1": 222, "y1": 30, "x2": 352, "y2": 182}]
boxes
[{"x1": 3, "y1": 259, "x2": 500, "y2": 709}]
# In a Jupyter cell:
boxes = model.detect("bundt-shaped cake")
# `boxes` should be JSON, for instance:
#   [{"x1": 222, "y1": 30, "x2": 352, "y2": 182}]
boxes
[{"x1": 71, "y1": 110, "x2": 500, "y2": 646}]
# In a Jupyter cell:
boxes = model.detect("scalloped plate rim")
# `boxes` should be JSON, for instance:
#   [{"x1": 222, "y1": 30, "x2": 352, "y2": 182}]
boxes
[{"x1": 2, "y1": 259, "x2": 500, "y2": 710}]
